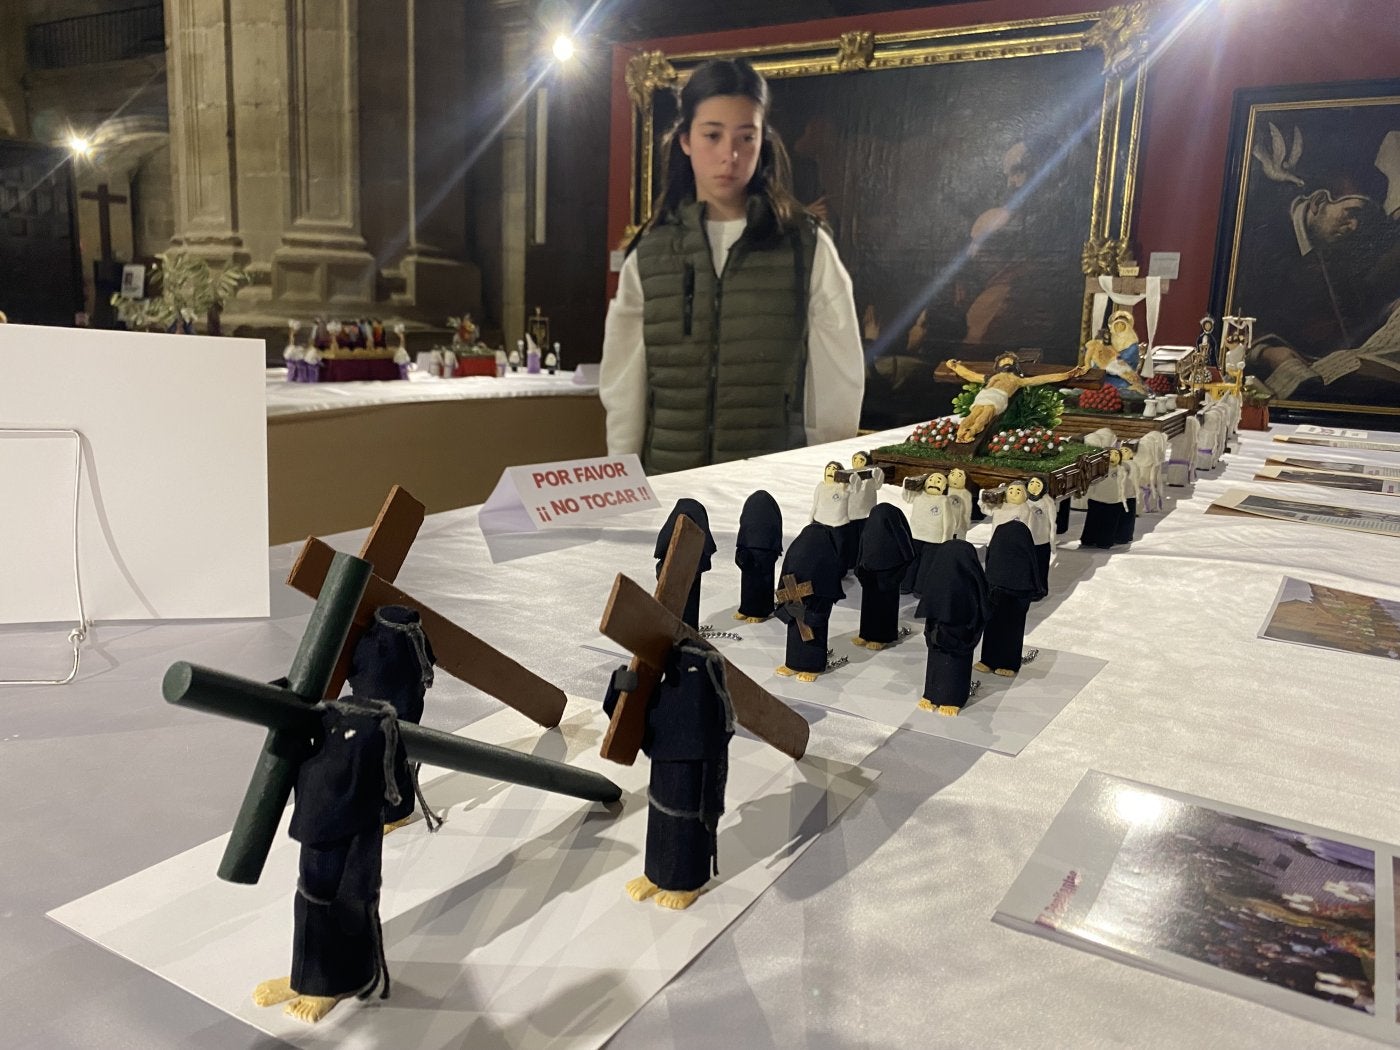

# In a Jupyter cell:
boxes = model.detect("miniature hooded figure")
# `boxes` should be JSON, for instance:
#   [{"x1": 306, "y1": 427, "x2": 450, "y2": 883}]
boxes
[
  {"x1": 252, "y1": 605, "x2": 437, "y2": 1024},
  {"x1": 976, "y1": 519, "x2": 1047, "y2": 677},
  {"x1": 854, "y1": 504, "x2": 915, "y2": 650},
  {"x1": 915, "y1": 539, "x2": 990, "y2": 716},
  {"x1": 733, "y1": 490, "x2": 783, "y2": 622},
  {"x1": 842, "y1": 451, "x2": 882, "y2": 571},
  {"x1": 1079, "y1": 447, "x2": 1127, "y2": 549},
  {"x1": 656, "y1": 499, "x2": 717, "y2": 629},
  {"x1": 774, "y1": 523, "x2": 846, "y2": 681},
  {"x1": 1023, "y1": 476, "x2": 1056, "y2": 581}
]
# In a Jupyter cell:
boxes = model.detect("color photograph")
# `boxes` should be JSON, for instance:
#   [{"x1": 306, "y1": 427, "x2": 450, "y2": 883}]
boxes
[{"x1": 1260, "y1": 576, "x2": 1400, "y2": 661}]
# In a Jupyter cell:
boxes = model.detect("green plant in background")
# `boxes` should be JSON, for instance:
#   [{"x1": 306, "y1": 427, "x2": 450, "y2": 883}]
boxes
[
  {"x1": 950, "y1": 381, "x2": 1065, "y2": 432},
  {"x1": 110, "y1": 251, "x2": 248, "y2": 333}
]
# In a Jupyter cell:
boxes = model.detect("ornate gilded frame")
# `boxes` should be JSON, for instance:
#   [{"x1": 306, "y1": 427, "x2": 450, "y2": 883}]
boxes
[{"x1": 622, "y1": 4, "x2": 1152, "y2": 281}]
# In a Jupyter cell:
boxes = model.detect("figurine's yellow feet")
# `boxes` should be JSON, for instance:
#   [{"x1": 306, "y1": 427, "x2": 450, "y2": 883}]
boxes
[
  {"x1": 993, "y1": 668, "x2": 1017, "y2": 678},
  {"x1": 284, "y1": 994, "x2": 344, "y2": 1024},
  {"x1": 973, "y1": 661, "x2": 991, "y2": 673},
  {"x1": 775, "y1": 665, "x2": 797, "y2": 677},
  {"x1": 382, "y1": 814, "x2": 414, "y2": 836},
  {"x1": 865, "y1": 640, "x2": 886, "y2": 652},
  {"x1": 625, "y1": 874, "x2": 660, "y2": 902},
  {"x1": 732, "y1": 611, "x2": 747, "y2": 621},
  {"x1": 937, "y1": 705, "x2": 960, "y2": 717},
  {"x1": 252, "y1": 977, "x2": 297, "y2": 1008},
  {"x1": 795, "y1": 671, "x2": 820, "y2": 683},
  {"x1": 743, "y1": 615, "x2": 767, "y2": 624},
  {"x1": 655, "y1": 887, "x2": 702, "y2": 910},
  {"x1": 852, "y1": 636, "x2": 868, "y2": 647},
  {"x1": 917, "y1": 698, "x2": 936, "y2": 712}
]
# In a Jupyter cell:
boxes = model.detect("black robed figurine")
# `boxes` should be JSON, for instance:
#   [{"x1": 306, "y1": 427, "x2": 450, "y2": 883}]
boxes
[
  {"x1": 976, "y1": 519, "x2": 1047, "y2": 677},
  {"x1": 347, "y1": 605, "x2": 436, "y2": 830},
  {"x1": 656, "y1": 499, "x2": 717, "y2": 629},
  {"x1": 733, "y1": 490, "x2": 783, "y2": 623},
  {"x1": 915, "y1": 539, "x2": 990, "y2": 716},
  {"x1": 854, "y1": 504, "x2": 914, "y2": 650},
  {"x1": 774, "y1": 522, "x2": 845, "y2": 682},
  {"x1": 605, "y1": 641, "x2": 735, "y2": 910},
  {"x1": 255, "y1": 605, "x2": 436, "y2": 1023}
]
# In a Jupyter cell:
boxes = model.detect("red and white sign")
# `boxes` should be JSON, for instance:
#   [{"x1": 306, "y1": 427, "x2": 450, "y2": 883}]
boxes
[{"x1": 480, "y1": 453, "x2": 657, "y2": 537}]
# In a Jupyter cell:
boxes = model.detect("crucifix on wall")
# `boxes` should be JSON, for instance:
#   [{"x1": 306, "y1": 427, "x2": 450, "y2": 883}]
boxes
[{"x1": 78, "y1": 182, "x2": 127, "y2": 262}]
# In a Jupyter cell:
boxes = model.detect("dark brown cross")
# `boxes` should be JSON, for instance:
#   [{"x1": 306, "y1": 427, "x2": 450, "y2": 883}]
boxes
[
  {"x1": 598, "y1": 515, "x2": 809, "y2": 765},
  {"x1": 286, "y1": 485, "x2": 567, "y2": 728},
  {"x1": 79, "y1": 183, "x2": 127, "y2": 262},
  {"x1": 775, "y1": 574, "x2": 815, "y2": 641}
]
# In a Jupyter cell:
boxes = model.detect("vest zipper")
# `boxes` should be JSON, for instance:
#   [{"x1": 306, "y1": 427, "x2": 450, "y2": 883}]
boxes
[{"x1": 682, "y1": 263, "x2": 695, "y2": 336}]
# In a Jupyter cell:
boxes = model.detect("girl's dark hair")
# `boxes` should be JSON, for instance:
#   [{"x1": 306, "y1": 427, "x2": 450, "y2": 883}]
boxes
[{"x1": 645, "y1": 58, "x2": 807, "y2": 242}]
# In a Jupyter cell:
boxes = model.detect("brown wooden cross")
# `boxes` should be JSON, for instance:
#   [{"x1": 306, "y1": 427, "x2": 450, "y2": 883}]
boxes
[
  {"x1": 598, "y1": 515, "x2": 809, "y2": 765},
  {"x1": 775, "y1": 574, "x2": 815, "y2": 641},
  {"x1": 286, "y1": 485, "x2": 566, "y2": 727},
  {"x1": 79, "y1": 183, "x2": 127, "y2": 262}
]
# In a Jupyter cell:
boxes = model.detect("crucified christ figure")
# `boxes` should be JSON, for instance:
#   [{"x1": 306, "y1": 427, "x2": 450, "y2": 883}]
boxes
[{"x1": 944, "y1": 352, "x2": 1087, "y2": 445}]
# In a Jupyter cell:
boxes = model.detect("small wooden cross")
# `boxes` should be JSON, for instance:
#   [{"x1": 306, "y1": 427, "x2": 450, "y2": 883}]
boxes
[
  {"x1": 164, "y1": 548, "x2": 620, "y2": 886},
  {"x1": 78, "y1": 182, "x2": 127, "y2": 262},
  {"x1": 598, "y1": 516, "x2": 809, "y2": 765},
  {"x1": 775, "y1": 573, "x2": 815, "y2": 641},
  {"x1": 286, "y1": 486, "x2": 567, "y2": 728}
]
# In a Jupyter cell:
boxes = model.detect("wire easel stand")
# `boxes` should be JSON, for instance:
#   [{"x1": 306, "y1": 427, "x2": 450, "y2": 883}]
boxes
[{"x1": 1, "y1": 428, "x2": 90, "y2": 685}]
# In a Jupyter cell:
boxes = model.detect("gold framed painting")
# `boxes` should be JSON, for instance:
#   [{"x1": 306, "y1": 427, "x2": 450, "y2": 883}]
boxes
[
  {"x1": 1211, "y1": 78, "x2": 1400, "y2": 416},
  {"x1": 623, "y1": 5, "x2": 1153, "y2": 426}
]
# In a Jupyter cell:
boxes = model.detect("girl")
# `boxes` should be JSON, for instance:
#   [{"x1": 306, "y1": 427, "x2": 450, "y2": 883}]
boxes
[{"x1": 600, "y1": 58, "x2": 864, "y2": 473}]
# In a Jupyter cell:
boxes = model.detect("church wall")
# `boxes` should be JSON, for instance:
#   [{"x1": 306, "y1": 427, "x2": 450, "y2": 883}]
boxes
[
  {"x1": 604, "y1": 0, "x2": 1400, "y2": 346},
  {"x1": 132, "y1": 141, "x2": 174, "y2": 259},
  {"x1": 0, "y1": 3, "x2": 30, "y2": 139}
]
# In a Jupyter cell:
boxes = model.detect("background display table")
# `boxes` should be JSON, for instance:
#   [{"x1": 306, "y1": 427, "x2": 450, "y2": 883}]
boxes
[
  {"x1": 265, "y1": 367, "x2": 605, "y2": 543},
  {"x1": 2, "y1": 423, "x2": 1398, "y2": 1049}
]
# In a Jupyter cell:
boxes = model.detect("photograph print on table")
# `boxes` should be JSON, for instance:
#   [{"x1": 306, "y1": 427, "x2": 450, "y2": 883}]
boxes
[
  {"x1": 996, "y1": 772, "x2": 1394, "y2": 1043},
  {"x1": 1209, "y1": 488, "x2": 1400, "y2": 537},
  {"x1": 1260, "y1": 576, "x2": 1400, "y2": 661}
]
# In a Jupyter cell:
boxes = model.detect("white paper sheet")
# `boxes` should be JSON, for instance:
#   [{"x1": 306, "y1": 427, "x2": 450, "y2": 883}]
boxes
[
  {"x1": 48, "y1": 698, "x2": 876, "y2": 1050},
  {"x1": 0, "y1": 325, "x2": 269, "y2": 623}
]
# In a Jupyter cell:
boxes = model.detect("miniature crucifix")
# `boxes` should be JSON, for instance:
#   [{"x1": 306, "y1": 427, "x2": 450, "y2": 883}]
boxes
[
  {"x1": 286, "y1": 485, "x2": 567, "y2": 729},
  {"x1": 775, "y1": 574, "x2": 815, "y2": 641},
  {"x1": 164, "y1": 550, "x2": 620, "y2": 1022}
]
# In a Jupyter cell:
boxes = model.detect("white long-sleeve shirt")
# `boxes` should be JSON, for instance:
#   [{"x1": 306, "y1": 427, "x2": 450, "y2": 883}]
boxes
[{"x1": 599, "y1": 218, "x2": 865, "y2": 457}]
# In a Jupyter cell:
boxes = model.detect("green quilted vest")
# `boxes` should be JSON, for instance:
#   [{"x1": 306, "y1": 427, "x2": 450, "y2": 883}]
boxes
[{"x1": 634, "y1": 196, "x2": 817, "y2": 474}]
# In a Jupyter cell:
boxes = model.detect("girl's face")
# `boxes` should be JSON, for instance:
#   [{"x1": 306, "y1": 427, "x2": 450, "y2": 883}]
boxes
[{"x1": 681, "y1": 96, "x2": 763, "y2": 216}]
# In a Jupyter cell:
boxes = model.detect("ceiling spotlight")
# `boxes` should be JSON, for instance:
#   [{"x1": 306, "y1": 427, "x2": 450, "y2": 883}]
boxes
[
  {"x1": 67, "y1": 135, "x2": 92, "y2": 157},
  {"x1": 552, "y1": 34, "x2": 575, "y2": 62}
]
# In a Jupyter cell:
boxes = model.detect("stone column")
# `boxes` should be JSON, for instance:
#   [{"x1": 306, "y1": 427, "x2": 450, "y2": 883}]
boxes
[
  {"x1": 0, "y1": 4, "x2": 28, "y2": 139},
  {"x1": 268, "y1": 0, "x2": 375, "y2": 309},
  {"x1": 491, "y1": 0, "x2": 531, "y2": 349}
]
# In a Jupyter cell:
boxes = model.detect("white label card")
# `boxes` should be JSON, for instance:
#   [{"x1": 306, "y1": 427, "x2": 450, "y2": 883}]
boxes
[{"x1": 480, "y1": 453, "x2": 657, "y2": 536}]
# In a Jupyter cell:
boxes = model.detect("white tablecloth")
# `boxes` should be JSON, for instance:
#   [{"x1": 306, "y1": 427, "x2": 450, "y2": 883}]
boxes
[
  {"x1": 3, "y1": 422, "x2": 1399, "y2": 1048},
  {"x1": 264, "y1": 367, "x2": 597, "y2": 418}
]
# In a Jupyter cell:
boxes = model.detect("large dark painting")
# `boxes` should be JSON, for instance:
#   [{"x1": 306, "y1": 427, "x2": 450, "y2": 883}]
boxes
[
  {"x1": 626, "y1": 9, "x2": 1151, "y2": 427},
  {"x1": 1213, "y1": 79, "x2": 1400, "y2": 416}
]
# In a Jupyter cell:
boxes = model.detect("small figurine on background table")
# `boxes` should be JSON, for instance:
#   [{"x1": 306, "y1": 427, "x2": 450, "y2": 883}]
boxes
[
  {"x1": 854, "y1": 503, "x2": 915, "y2": 651},
  {"x1": 526, "y1": 334, "x2": 542, "y2": 374},
  {"x1": 509, "y1": 340, "x2": 523, "y2": 372},
  {"x1": 495, "y1": 347, "x2": 508, "y2": 377},
  {"x1": 843, "y1": 451, "x2": 883, "y2": 573},
  {"x1": 901, "y1": 472, "x2": 953, "y2": 594},
  {"x1": 1079, "y1": 447, "x2": 1127, "y2": 549},
  {"x1": 251, "y1": 605, "x2": 437, "y2": 1024},
  {"x1": 774, "y1": 523, "x2": 845, "y2": 682},
  {"x1": 656, "y1": 499, "x2": 716, "y2": 629},
  {"x1": 811, "y1": 461, "x2": 852, "y2": 565},
  {"x1": 976, "y1": 518, "x2": 1047, "y2": 677},
  {"x1": 916, "y1": 539, "x2": 990, "y2": 716},
  {"x1": 284, "y1": 321, "x2": 306, "y2": 382},
  {"x1": 604, "y1": 640, "x2": 735, "y2": 911},
  {"x1": 733, "y1": 490, "x2": 783, "y2": 622},
  {"x1": 946, "y1": 466, "x2": 972, "y2": 539},
  {"x1": 546, "y1": 342, "x2": 560, "y2": 375},
  {"x1": 1024, "y1": 475, "x2": 1056, "y2": 581},
  {"x1": 1080, "y1": 309, "x2": 1150, "y2": 395}
]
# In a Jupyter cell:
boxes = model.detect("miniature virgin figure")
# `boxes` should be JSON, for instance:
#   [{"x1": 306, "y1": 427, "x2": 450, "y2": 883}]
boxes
[
  {"x1": 915, "y1": 539, "x2": 990, "y2": 716},
  {"x1": 774, "y1": 523, "x2": 845, "y2": 682},
  {"x1": 733, "y1": 490, "x2": 783, "y2": 622},
  {"x1": 656, "y1": 499, "x2": 717, "y2": 629},
  {"x1": 976, "y1": 519, "x2": 1047, "y2": 677},
  {"x1": 854, "y1": 503, "x2": 915, "y2": 650}
]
